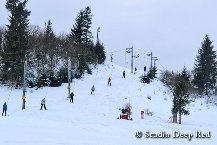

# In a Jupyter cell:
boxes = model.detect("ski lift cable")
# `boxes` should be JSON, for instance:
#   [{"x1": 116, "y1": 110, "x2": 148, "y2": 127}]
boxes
[
  {"x1": 44, "y1": 86, "x2": 48, "y2": 99},
  {"x1": 109, "y1": 48, "x2": 126, "y2": 54},
  {"x1": 156, "y1": 61, "x2": 167, "y2": 72},
  {"x1": 6, "y1": 87, "x2": 13, "y2": 104},
  {"x1": 124, "y1": 50, "x2": 126, "y2": 68},
  {"x1": 93, "y1": 66, "x2": 99, "y2": 85}
]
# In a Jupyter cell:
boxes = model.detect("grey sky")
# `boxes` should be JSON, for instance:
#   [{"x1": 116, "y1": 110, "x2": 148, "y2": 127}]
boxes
[{"x1": 1, "y1": 0, "x2": 217, "y2": 71}]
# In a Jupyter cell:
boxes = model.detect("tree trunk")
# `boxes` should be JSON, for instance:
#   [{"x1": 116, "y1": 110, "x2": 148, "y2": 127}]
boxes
[
  {"x1": 50, "y1": 56, "x2": 53, "y2": 77},
  {"x1": 173, "y1": 113, "x2": 177, "y2": 123},
  {"x1": 178, "y1": 110, "x2": 181, "y2": 124}
]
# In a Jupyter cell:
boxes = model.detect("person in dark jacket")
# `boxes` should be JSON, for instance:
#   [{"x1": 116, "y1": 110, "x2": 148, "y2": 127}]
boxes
[
  {"x1": 108, "y1": 77, "x2": 111, "y2": 86},
  {"x1": 122, "y1": 70, "x2": 125, "y2": 78},
  {"x1": 134, "y1": 67, "x2": 137, "y2": 74},
  {"x1": 40, "y1": 98, "x2": 47, "y2": 110},
  {"x1": 70, "y1": 92, "x2": 74, "y2": 103},
  {"x1": 91, "y1": 85, "x2": 95, "y2": 95},
  {"x1": 2, "y1": 102, "x2": 7, "y2": 116}
]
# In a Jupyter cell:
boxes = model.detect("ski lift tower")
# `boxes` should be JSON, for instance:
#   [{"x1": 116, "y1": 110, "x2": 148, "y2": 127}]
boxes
[
  {"x1": 126, "y1": 46, "x2": 139, "y2": 73},
  {"x1": 22, "y1": 61, "x2": 27, "y2": 110},
  {"x1": 67, "y1": 57, "x2": 71, "y2": 98},
  {"x1": 147, "y1": 52, "x2": 158, "y2": 69},
  {"x1": 97, "y1": 27, "x2": 100, "y2": 41}
]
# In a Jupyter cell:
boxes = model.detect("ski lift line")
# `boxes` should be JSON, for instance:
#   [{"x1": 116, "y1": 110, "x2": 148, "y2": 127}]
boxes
[
  {"x1": 124, "y1": 50, "x2": 126, "y2": 68},
  {"x1": 109, "y1": 49, "x2": 126, "y2": 54},
  {"x1": 93, "y1": 66, "x2": 99, "y2": 85},
  {"x1": 156, "y1": 60, "x2": 167, "y2": 70},
  {"x1": 4, "y1": 87, "x2": 13, "y2": 105}
]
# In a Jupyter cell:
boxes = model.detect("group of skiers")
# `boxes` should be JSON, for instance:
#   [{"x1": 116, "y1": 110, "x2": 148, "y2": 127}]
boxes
[
  {"x1": 90, "y1": 76, "x2": 113, "y2": 95},
  {"x1": 90, "y1": 69, "x2": 139, "y2": 95},
  {"x1": 1, "y1": 97, "x2": 48, "y2": 116},
  {"x1": 2, "y1": 90, "x2": 77, "y2": 116},
  {"x1": 122, "y1": 67, "x2": 137, "y2": 78},
  {"x1": 1, "y1": 67, "x2": 140, "y2": 116}
]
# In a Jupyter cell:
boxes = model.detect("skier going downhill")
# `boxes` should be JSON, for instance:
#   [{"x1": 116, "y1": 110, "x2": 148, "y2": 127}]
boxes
[
  {"x1": 40, "y1": 98, "x2": 47, "y2": 110},
  {"x1": 91, "y1": 85, "x2": 95, "y2": 95},
  {"x1": 2, "y1": 102, "x2": 7, "y2": 116},
  {"x1": 108, "y1": 77, "x2": 112, "y2": 86},
  {"x1": 122, "y1": 70, "x2": 125, "y2": 78}
]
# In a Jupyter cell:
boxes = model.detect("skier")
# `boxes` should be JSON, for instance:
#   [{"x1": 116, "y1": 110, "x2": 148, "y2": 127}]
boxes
[
  {"x1": 122, "y1": 70, "x2": 125, "y2": 78},
  {"x1": 91, "y1": 85, "x2": 95, "y2": 95},
  {"x1": 70, "y1": 92, "x2": 74, "y2": 103},
  {"x1": 134, "y1": 67, "x2": 137, "y2": 74},
  {"x1": 2, "y1": 102, "x2": 7, "y2": 116},
  {"x1": 108, "y1": 77, "x2": 111, "y2": 86},
  {"x1": 40, "y1": 98, "x2": 47, "y2": 110}
]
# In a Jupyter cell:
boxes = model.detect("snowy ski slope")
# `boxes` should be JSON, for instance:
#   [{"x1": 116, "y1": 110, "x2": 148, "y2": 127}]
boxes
[{"x1": 0, "y1": 62, "x2": 216, "y2": 145}]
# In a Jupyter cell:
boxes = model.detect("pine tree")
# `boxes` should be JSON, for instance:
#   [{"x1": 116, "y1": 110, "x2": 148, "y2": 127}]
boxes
[
  {"x1": 69, "y1": 6, "x2": 93, "y2": 48},
  {"x1": 147, "y1": 66, "x2": 157, "y2": 80},
  {"x1": 140, "y1": 74, "x2": 151, "y2": 84},
  {"x1": 181, "y1": 66, "x2": 191, "y2": 82},
  {"x1": 0, "y1": 28, "x2": 3, "y2": 51},
  {"x1": 69, "y1": 6, "x2": 94, "y2": 77},
  {"x1": 150, "y1": 66, "x2": 157, "y2": 78},
  {"x1": 1, "y1": 0, "x2": 30, "y2": 84},
  {"x1": 69, "y1": 11, "x2": 84, "y2": 45},
  {"x1": 44, "y1": 20, "x2": 57, "y2": 77},
  {"x1": 140, "y1": 66, "x2": 157, "y2": 84},
  {"x1": 94, "y1": 40, "x2": 106, "y2": 64},
  {"x1": 82, "y1": 6, "x2": 93, "y2": 47},
  {"x1": 193, "y1": 35, "x2": 217, "y2": 96},
  {"x1": 172, "y1": 74, "x2": 190, "y2": 124}
]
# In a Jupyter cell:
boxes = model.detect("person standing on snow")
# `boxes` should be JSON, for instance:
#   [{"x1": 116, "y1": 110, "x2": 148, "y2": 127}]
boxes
[
  {"x1": 108, "y1": 77, "x2": 111, "y2": 86},
  {"x1": 2, "y1": 102, "x2": 7, "y2": 116},
  {"x1": 40, "y1": 98, "x2": 47, "y2": 110},
  {"x1": 91, "y1": 85, "x2": 95, "y2": 95},
  {"x1": 122, "y1": 70, "x2": 126, "y2": 78},
  {"x1": 134, "y1": 67, "x2": 137, "y2": 74},
  {"x1": 70, "y1": 92, "x2": 74, "y2": 103}
]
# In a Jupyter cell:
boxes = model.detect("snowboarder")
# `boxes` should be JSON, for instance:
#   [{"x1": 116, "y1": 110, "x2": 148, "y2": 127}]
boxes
[
  {"x1": 2, "y1": 102, "x2": 7, "y2": 116},
  {"x1": 91, "y1": 85, "x2": 95, "y2": 95},
  {"x1": 70, "y1": 92, "x2": 74, "y2": 103},
  {"x1": 134, "y1": 67, "x2": 137, "y2": 74},
  {"x1": 108, "y1": 77, "x2": 111, "y2": 86},
  {"x1": 40, "y1": 98, "x2": 47, "y2": 110},
  {"x1": 122, "y1": 70, "x2": 126, "y2": 78}
]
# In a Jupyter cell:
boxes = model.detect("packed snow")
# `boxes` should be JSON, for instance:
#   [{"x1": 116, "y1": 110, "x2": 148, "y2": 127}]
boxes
[{"x1": 0, "y1": 62, "x2": 216, "y2": 145}]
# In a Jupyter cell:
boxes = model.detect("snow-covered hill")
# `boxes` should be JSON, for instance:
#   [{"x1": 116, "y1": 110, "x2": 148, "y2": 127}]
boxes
[{"x1": 0, "y1": 62, "x2": 216, "y2": 145}]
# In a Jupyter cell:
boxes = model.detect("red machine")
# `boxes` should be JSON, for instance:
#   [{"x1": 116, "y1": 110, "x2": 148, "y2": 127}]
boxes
[{"x1": 117, "y1": 104, "x2": 133, "y2": 120}]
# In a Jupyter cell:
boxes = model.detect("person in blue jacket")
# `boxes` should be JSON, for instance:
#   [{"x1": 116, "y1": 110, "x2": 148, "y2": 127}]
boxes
[{"x1": 2, "y1": 102, "x2": 7, "y2": 116}]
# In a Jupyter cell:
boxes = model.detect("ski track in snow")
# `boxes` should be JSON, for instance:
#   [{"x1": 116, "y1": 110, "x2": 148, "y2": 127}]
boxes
[{"x1": 0, "y1": 62, "x2": 216, "y2": 145}]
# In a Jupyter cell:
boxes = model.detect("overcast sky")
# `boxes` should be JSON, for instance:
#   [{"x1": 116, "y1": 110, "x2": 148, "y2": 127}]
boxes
[{"x1": 1, "y1": 0, "x2": 217, "y2": 71}]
